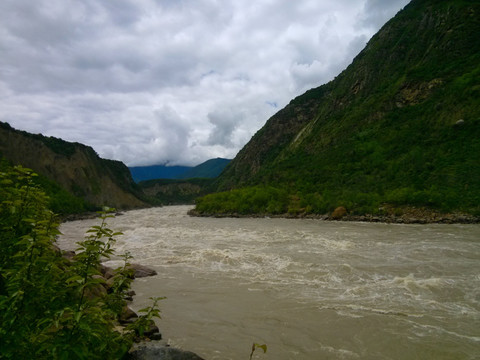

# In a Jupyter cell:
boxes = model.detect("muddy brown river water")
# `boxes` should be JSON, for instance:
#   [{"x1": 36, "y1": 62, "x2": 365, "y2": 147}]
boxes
[{"x1": 58, "y1": 205, "x2": 480, "y2": 359}]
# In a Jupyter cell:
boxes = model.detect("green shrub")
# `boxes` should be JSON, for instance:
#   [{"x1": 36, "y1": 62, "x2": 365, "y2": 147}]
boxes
[{"x1": 0, "y1": 165, "x2": 158, "y2": 359}]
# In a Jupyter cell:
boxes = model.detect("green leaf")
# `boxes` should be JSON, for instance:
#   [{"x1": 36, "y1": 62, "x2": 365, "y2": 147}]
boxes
[
  {"x1": 254, "y1": 344, "x2": 267, "y2": 353},
  {"x1": 65, "y1": 275, "x2": 83, "y2": 284},
  {"x1": 74, "y1": 311, "x2": 83, "y2": 323}
]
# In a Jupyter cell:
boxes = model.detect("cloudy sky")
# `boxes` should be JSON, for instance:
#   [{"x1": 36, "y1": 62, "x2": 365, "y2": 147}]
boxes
[{"x1": 0, "y1": 0, "x2": 410, "y2": 167}]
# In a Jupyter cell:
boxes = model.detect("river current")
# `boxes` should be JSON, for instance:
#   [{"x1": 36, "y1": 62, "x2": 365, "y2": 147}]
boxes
[{"x1": 58, "y1": 205, "x2": 480, "y2": 360}]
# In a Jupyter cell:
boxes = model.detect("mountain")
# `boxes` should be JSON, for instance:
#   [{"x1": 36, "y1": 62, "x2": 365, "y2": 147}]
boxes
[
  {"x1": 178, "y1": 158, "x2": 231, "y2": 179},
  {"x1": 139, "y1": 178, "x2": 213, "y2": 205},
  {"x1": 0, "y1": 122, "x2": 149, "y2": 213},
  {"x1": 129, "y1": 158, "x2": 231, "y2": 182},
  {"x1": 194, "y1": 0, "x2": 480, "y2": 218},
  {"x1": 129, "y1": 165, "x2": 192, "y2": 182},
  {"x1": 136, "y1": 159, "x2": 231, "y2": 204}
]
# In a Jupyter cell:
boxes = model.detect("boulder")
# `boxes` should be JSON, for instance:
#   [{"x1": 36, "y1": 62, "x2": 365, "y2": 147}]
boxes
[
  {"x1": 62, "y1": 250, "x2": 76, "y2": 261},
  {"x1": 100, "y1": 263, "x2": 156, "y2": 279},
  {"x1": 128, "y1": 343, "x2": 205, "y2": 360},
  {"x1": 136, "y1": 319, "x2": 162, "y2": 340},
  {"x1": 100, "y1": 265, "x2": 116, "y2": 279},
  {"x1": 119, "y1": 305, "x2": 138, "y2": 324},
  {"x1": 128, "y1": 264, "x2": 158, "y2": 278},
  {"x1": 148, "y1": 332, "x2": 163, "y2": 341},
  {"x1": 84, "y1": 283, "x2": 108, "y2": 300},
  {"x1": 105, "y1": 276, "x2": 116, "y2": 290},
  {"x1": 125, "y1": 290, "x2": 136, "y2": 301}
]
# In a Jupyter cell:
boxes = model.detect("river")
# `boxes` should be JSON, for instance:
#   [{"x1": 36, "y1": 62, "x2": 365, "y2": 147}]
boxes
[{"x1": 58, "y1": 205, "x2": 480, "y2": 360}]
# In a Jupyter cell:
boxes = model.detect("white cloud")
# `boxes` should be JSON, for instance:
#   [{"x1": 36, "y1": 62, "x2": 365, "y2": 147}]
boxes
[{"x1": 0, "y1": 0, "x2": 411, "y2": 166}]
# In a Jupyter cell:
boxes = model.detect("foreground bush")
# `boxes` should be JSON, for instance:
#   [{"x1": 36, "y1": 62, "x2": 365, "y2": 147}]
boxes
[{"x1": 0, "y1": 165, "x2": 153, "y2": 359}]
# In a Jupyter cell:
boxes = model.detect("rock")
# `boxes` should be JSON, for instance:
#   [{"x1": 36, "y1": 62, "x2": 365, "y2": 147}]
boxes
[
  {"x1": 119, "y1": 305, "x2": 138, "y2": 325},
  {"x1": 84, "y1": 280, "x2": 108, "y2": 300},
  {"x1": 62, "y1": 250, "x2": 76, "y2": 261},
  {"x1": 128, "y1": 264, "x2": 158, "y2": 278},
  {"x1": 456, "y1": 215, "x2": 469, "y2": 223},
  {"x1": 50, "y1": 244, "x2": 62, "y2": 254},
  {"x1": 100, "y1": 265, "x2": 116, "y2": 279},
  {"x1": 92, "y1": 274, "x2": 109, "y2": 290},
  {"x1": 137, "y1": 319, "x2": 162, "y2": 340},
  {"x1": 149, "y1": 332, "x2": 163, "y2": 341},
  {"x1": 124, "y1": 289, "x2": 136, "y2": 301},
  {"x1": 100, "y1": 263, "x2": 156, "y2": 280},
  {"x1": 105, "y1": 276, "x2": 116, "y2": 290},
  {"x1": 128, "y1": 343, "x2": 205, "y2": 360},
  {"x1": 331, "y1": 206, "x2": 347, "y2": 220}
]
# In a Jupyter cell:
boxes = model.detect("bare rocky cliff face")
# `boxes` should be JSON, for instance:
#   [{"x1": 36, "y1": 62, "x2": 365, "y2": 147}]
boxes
[{"x1": 0, "y1": 122, "x2": 148, "y2": 210}]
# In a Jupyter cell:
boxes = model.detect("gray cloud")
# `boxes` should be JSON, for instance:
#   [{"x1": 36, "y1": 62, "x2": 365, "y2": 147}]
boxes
[
  {"x1": 0, "y1": 0, "x2": 411, "y2": 166},
  {"x1": 357, "y1": 0, "x2": 411, "y2": 30},
  {"x1": 207, "y1": 107, "x2": 245, "y2": 147}
]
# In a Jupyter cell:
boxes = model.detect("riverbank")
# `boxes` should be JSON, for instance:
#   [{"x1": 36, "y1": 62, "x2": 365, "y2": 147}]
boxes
[
  {"x1": 188, "y1": 205, "x2": 480, "y2": 224},
  {"x1": 61, "y1": 209, "x2": 136, "y2": 222}
]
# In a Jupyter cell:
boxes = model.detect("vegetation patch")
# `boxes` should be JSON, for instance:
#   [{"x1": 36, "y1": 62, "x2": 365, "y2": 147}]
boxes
[{"x1": 0, "y1": 165, "x2": 161, "y2": 359}]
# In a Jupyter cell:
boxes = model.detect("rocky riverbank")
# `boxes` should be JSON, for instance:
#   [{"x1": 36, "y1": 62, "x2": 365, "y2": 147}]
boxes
[
  {"x1": 102, "y1": 262, "x2": 205, "y2": 360},
  {"x1": 188, "y1": 205, "x2": 480, "y2": 224},
  {"x1": 57, "y1": 246, "x2": 204, "y2": 360}
]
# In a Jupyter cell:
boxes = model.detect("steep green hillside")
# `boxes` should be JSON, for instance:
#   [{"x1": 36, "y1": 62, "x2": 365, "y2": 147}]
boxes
[
  {"x1": 0, "y1": 122, "x2": 149, "y2": 213},
  {"x1": 195, "y1": 0, "x2": 480, "y2": 218}
]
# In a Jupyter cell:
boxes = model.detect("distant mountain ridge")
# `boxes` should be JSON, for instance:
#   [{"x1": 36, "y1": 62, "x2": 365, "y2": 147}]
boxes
[
  {"x1": 129, "y1": 165, "x2": 191, "y2": 182},
  {"x1": 129, "y1": 158, "x2": 231, "y2": 182},
  {"x1": 194, "y1": 0, "x2": 480, "y2": 218},
  {"x1": 179, "y1": 158, "x2": 231, "y2": 179}
]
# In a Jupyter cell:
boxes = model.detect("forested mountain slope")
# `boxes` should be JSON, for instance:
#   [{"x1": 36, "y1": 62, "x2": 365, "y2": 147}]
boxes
[
  {"x1": 195, "y1": 0, "x2": 480, "y2": 217},
  {"x1": 0, "y1": 122, "x2": 148, "y2": 213}
]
